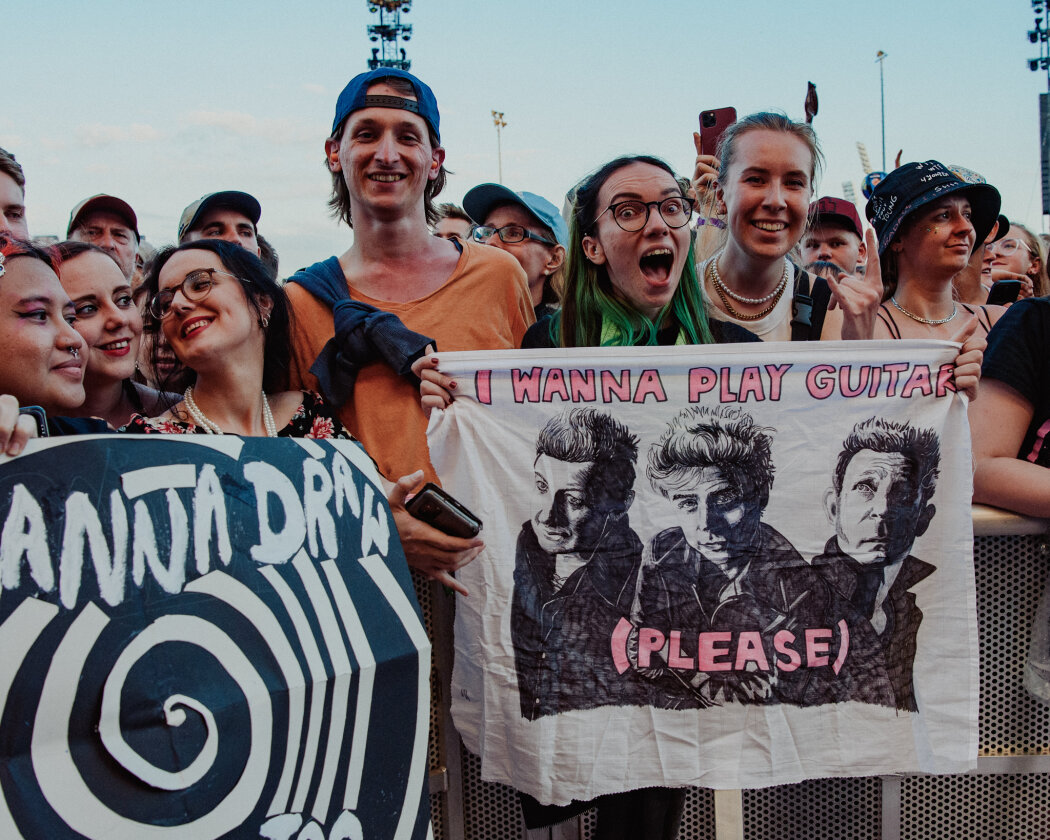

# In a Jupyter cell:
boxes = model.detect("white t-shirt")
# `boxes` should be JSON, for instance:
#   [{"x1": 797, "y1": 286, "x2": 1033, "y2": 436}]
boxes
[{"x1": 700, "y1": 255, "x2": 794, "y2": 342}]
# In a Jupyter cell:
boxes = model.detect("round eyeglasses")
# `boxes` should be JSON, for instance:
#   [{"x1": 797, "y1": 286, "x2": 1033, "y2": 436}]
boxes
[
  {"x1": 148, "y1": 268, "x2": 241, "y2": 319},
  {"x1": 471, "y1": 224, "x2": 556, "y2": 246},
  {"x1": 986, "y1": 237, "x2": 1033, "y2": 256},
  {"x1": 595, "y1": 196, "x2": 695, "y2": 232}
]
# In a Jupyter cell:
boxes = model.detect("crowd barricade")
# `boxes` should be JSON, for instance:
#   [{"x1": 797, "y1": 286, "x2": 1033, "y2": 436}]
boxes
[{"x1": 421, "y1": 506, "x2": 1050, "y2": 840}]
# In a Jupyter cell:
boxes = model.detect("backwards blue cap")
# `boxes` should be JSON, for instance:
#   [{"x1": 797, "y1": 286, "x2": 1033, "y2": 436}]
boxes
[{"x1": 331, "y1": 67, "x2": 440, "y2": 143}]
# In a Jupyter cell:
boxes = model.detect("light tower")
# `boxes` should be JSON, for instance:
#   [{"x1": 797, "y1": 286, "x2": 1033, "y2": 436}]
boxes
[
  {"x1": 366, "y1": 1, "x2": 412, "y2": 71},
  {"x1": 492, "y1": 110, "x2": 507, "y2": 183}
]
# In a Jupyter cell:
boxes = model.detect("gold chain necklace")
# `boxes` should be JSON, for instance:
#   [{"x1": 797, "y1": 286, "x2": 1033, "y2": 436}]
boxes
[{"x1": 707, "y1": 259, "x2": 789, "y2": 321}]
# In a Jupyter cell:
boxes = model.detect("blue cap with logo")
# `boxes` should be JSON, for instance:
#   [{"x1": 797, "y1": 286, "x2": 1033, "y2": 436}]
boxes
[
  {"x1": 331, "y1": 67, "x2": 440, "y2": 143},
  {"x1": 463, "y1": 184, "x2": 568, "y2": 247}
]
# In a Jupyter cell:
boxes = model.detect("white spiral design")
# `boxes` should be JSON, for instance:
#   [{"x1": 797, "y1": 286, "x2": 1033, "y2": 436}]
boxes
[{"x1": 31, "y1": 604, "x2": 273, "y2": 838}]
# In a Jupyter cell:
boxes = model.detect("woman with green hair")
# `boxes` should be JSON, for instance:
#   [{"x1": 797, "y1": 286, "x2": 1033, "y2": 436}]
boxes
[{"x1": 522, "y1": 154, "x2": 756, "y2": 350}]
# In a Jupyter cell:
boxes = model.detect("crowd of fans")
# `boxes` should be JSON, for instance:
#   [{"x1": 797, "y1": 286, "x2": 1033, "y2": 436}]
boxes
[{"x1": 2, "y1": 65, "x2": 1049, "y2": 838}]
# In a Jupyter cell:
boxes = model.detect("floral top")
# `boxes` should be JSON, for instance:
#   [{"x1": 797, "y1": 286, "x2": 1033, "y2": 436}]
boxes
[{"x1": 123, "y1": 391, "x2": 356, "y2": 440}]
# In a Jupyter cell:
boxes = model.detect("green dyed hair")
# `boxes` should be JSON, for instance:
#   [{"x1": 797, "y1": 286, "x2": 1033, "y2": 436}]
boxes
[{"x1": 548, "y1": 155, "x2": 715, "y2": 348}]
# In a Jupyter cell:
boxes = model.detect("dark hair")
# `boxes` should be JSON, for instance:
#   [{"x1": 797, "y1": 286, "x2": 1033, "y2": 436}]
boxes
[
  {"x1": 551, "y1": 155, "x2": 714, "y2": 348},
  {"x1": 257, "y1": 234, "x2": 279, "y2": 280},
  {"x1": 435, "y1": 202, "x2": 471, "y2": 224},
  {"x1": 648, "y1": 405, "x2": 775, "y2": 510},
  {"x1": 142, "y1": 239, "x2": 293, "y2": 393},
  {"x1": 0, "y1": 234, "x2": 59, "y2": 272},
  {"x1": 536, "y1": 408, "x2": 639, "y2": 508},
  {"x1": 326, "y1": 75, "x2": 448, "y2": 228},
  {"x1": 0, "y1": 148, "x2": 25, "y2": 191},
  {"x1": 53, "y1": 240, "x2": 110, "y2": 263},
  {"x1": 833, "y1": 417, "x2": 940, "y2": 509}
]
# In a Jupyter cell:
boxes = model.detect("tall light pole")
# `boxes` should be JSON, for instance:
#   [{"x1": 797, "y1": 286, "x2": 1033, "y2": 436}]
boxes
[
  {"x1": 491, "y1": 110, "x2": 507, "y2": 183},
  {"x1": 875, "y1": 51, "x2": 888, "y2": 172}
]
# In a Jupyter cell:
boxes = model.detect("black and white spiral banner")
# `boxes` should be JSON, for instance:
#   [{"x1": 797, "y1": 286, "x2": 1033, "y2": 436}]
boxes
[{"x1": 0, "y1": 435, "x2": 431, "y2": 839}]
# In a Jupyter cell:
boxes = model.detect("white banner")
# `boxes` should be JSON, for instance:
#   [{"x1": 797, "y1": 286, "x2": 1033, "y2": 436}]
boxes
[{"x1": 426, "y1": 340, "x2": 978, "y2": 805}]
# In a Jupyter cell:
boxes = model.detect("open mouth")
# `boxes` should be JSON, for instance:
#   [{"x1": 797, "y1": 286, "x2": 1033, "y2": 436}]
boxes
[
  {"x1": 753, "y1": 221, "x2": 787, "y2": 233},
  {"x1": 640, "y1": 248, "x2": 674, "y2": 284},
  {"x1": 181, "y1": 318, "x2": 212, "y2": 338},
  {"x1": 98, "y1": 339, "x2": 131, "y2": 354},
  {"x1": 369, "y1": 173, "x2": 406, "y2": 182}
]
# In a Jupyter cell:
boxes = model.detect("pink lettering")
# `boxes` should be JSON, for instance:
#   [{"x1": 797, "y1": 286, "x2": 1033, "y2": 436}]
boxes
[
  {"x1": 737, "y1": 367, "x2": 765, "y2": 404},
  {"x1": 883, "y1": 363, "x2": 910, "y2": 397},
  {"x1": 774, "y1": 630, "x2": 801, "y2": 672},
  {"x1": 697, "y1": 631, "x2": 733, "y2": 671},
  {"x1": 733, "y1": 631, "x2": 770, "y2": 671},
  {"x1": 512, "y1": 367, "x2": 542, "y2": 403},
  {"x1": 637, "y1": 628, "x2": 666, "y2": 669},
  {"x1": 765, "y1": 364, "x2": 791, "y2": 400},
  {"x1": 867, "y1": 365, "x2": 883, "y2": 397},
  {"x1": 667, "y1": 630, "x2": 695, "y2": 669},
  {"x1": 900, "y1": 365, "x2": 932, "y2": 399},
  {"x1": 475, "y1": 370, "x2": 491, "y2": 405},
  {"x1": 542, "y1": 369, "x2": 570, "y2": 402},
  {"x1": 806, "y1": 364, "x2": 836, "y2": 399},
  {"x1": 719, "y1": 368, "x2": 738, "y2": 403},
  {"x1": 633, "y1": 369, "x2": 667, "y2": 403},
  {"x1": 601, "y1": 370, "x2": 632, "y2": 402},
  {"x1": 569, "y1": 369, "x2": 596, "y2": 402},
  {"x1": 805, "y1": 628, "x2": 832, "y2": 667},
  {"x1": 936, "y1": 363, "x2": 956, "y2": 396},
  {"x1": 839, "y1": 365, "x2": 870, "y2": 398},
  {"x1": 689, "y1": 367, "x2": 717, "y2": 402}
]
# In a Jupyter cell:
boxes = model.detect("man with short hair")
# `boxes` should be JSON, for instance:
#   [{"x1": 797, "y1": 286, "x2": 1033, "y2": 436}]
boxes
[
  {"x1": 67, "y1": 194, "x2": 139, "y2": 281},
  {"x1": 285, "y1": 67, "x2": 532, "y2": 585},
  {"x1": 431, "y1": 202, "x2": 473, "y2": 242},
  {"x1": 801, "y1": 196, "x2": 866, "y2": 274},
  {"x1": 0, "y1": 148, "x2": 28, "y2": 240},
  {"x1": 814, "y1": 416, "x2": 940, "y2": 712},
  {"x1": 511, "y1": 408, "x2": 644, "y2": 719},
  {"x1": 178, "y1": 190, "x2": 262, "y2": 257}
]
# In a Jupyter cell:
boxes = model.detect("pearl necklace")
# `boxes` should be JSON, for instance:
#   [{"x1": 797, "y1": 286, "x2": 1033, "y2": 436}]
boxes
[
  {"x1": 710, "y1": 256, "x2": 790, "y2": 304},
  {"x1": 182, "y1": 386, "x2": 278, "y2": 437},
  {"x1": 708, "y1": 259, "x2": 789, "y2": 321},
  {"x1": 889, "y1": 296, "x2": 958, "y2": 326}
]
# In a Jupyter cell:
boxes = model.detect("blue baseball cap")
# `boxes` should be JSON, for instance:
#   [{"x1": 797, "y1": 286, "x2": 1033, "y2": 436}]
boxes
[
  {"x1": 331, "y1": 68, "x2": 440, "y2": 143},
  {"x1": 463, "y1": 184, "x2": 568, "y2": 246}
]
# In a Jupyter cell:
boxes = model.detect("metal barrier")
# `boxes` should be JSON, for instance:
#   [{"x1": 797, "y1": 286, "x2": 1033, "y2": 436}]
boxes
[{"x1": 421, "y1": 507, "x2": 1050, "y2": 840}]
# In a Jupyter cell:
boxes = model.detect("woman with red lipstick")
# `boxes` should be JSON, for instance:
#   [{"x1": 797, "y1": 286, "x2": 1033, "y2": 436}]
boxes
[
  {"x1": 127, "y1": 239, "x2": 349, "y2": 439},
  {"x1": 697, "y1": 112, "x2": 883, "y2": 343},
  {"x1": 865, "y1": 161, "x2": 1006, "y2": 346},
  {"x1": 55, "y1": 241, "x2": 174, "y2": 428}
]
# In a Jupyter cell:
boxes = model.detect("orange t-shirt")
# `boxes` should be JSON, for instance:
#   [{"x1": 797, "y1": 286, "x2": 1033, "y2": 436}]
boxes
[{"x1": 286, "y1": 240, "x2": 533, "y2": 484}]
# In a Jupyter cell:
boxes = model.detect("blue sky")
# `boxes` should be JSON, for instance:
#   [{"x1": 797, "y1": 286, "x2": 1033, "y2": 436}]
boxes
[{"x1": 4, "y1": 0, "x2": 1045, "y2": 273}]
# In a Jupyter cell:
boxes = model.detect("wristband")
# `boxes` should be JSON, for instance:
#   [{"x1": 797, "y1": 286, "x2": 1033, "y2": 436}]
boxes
[{"x1": 695, "y1": 217, "x2": 726, "y2": 230}]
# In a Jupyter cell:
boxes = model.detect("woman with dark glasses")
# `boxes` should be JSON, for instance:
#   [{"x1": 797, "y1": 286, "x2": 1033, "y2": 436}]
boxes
[{"x1": 126, "y1": 239, "x2": 349, "y2": 438}]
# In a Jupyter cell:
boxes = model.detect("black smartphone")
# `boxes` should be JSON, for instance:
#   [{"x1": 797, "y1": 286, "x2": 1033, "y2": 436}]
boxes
[
  {"x1": 406, "y1": 482, "x2": 482, "y2": 538},
  {"x1": 18, "y1": 406, "x2": 48, "y2": 438},
  {"x1": 699, "y1": 107, "x2": 737, "y2": 157},
  {"x1": 987, "y1": 279, "x2": 1021, "y2": 306}
]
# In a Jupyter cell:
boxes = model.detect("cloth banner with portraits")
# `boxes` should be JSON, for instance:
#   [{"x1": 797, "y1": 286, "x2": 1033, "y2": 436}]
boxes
[
  {"x1": 426, "y1": 340, "x2": 978, "y2": 805},
  {"x1": 0, "y1": 435, "x2": 431, "y2": 840}
]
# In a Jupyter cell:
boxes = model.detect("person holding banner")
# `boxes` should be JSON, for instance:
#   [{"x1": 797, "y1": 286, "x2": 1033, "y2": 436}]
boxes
[
  {"x1": 0, "y1": 234, "x2": 112, "y2": 440},
  {"x1": 54, "y1": 240, "x2": 174, "y2": 429}
]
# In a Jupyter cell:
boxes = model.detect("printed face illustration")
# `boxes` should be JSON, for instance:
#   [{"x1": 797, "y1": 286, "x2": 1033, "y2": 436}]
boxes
[
  {"x1": 670, "y1": 466, "x2": 762, "y2": 571},
  {"x1": 532, "y1": 454, "x2": 608, "y2": 555},
  {"x1": 827, "y1": 449, "x2": 931, "y2": 566}
]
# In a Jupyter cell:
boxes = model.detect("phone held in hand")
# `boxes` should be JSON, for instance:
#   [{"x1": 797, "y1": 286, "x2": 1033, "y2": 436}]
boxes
[
  {"x1": 699, "y1": 107, "x2": 737, "y2": 157},
  {"x1": 987, "y1": 279, "x2": 1021, "y2": 306},
  {"x1": 406, "y1": 482, "x2": 482, "y2": 539},
  {"x1": 18, "y1": 406, "x2": 48, "y2": 438}
]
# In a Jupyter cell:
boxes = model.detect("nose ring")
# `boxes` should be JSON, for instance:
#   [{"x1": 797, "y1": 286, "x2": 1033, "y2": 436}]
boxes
[{"x1": 69, "y1": 347, "x2": 79, "y2": 358}]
